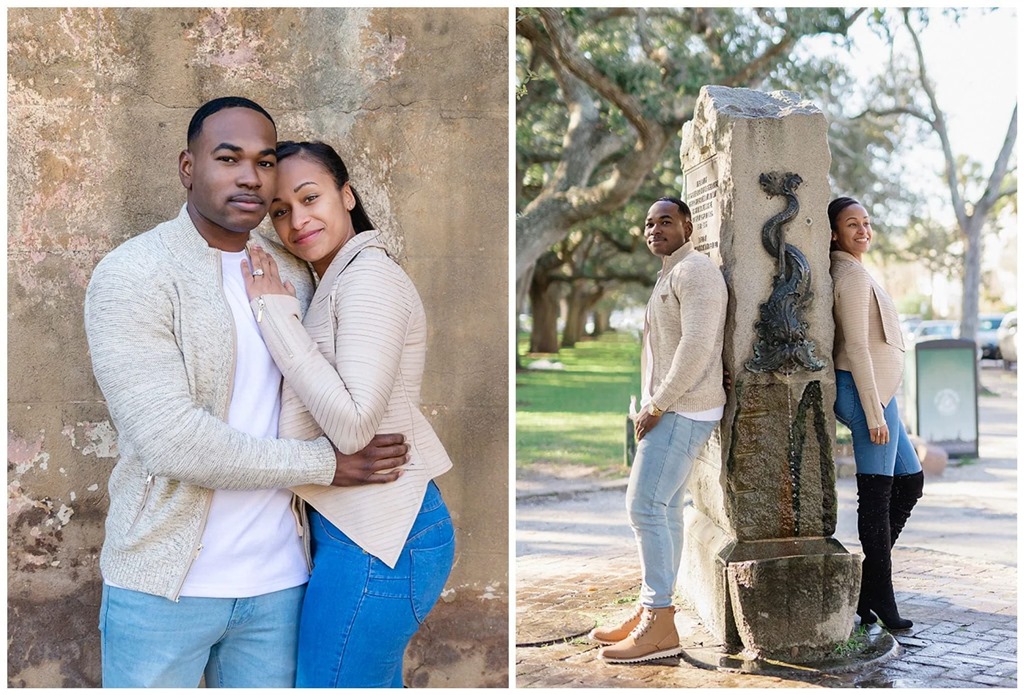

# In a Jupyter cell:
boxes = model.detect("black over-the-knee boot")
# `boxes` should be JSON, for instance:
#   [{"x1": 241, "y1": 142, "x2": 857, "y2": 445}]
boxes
[
  {"x1": 856, "y1": 474, "x2": 912, "y2": 630},
  {"x1": 855, "y1": 474, "x2": 879, "y2": 625},
  {"x1": 890, "y1": 471, "x2": 924, "y2": 547}
]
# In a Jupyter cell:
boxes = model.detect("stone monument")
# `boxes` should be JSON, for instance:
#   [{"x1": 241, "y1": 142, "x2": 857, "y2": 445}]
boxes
[{"x1": 679, "y1": 86, "x2": 859, "y2": 661}]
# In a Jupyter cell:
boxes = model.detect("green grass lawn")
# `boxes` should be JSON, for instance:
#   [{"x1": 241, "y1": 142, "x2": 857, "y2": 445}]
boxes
[
  {"x1": 516, "y1": 332, "x2": 641, "y2": 476},
  {"x1": 516, "y1": 330, "x2": 852, "y2": 474}
]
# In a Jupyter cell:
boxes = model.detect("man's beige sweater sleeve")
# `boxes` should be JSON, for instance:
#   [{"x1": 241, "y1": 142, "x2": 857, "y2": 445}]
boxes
[{"x1": 84, "y1": 254, "x2": 336, "y2": 490}]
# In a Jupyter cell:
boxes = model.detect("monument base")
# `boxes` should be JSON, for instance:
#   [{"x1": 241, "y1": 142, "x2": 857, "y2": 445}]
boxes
[
  {"x1": 727, "y1": 539, "x2": 861, "y2": 662},
  {"x1": 680, "y1": 507, "x2": 739, "y2": 646},
  {"x1": 683, "y1": 509, "x2": 861, "y2": 663},
  {"x1": 678, "y1": 613, "x2": 899, "y2": 680}
]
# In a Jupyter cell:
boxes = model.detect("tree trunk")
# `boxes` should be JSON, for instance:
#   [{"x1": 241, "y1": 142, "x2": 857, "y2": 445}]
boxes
[
  {"x1": 529, "y1": 273, "x2": 561, "y2": 354},
  {"x1": 959, "y1": 218, "x2": 984, "y2": 342},
  {"x1": 516, "y1": 264, "x2": 535, "y2": 369},
  {"x1": 591, "y1": 307, "x2": 612, "y2": 337},
  {"x1": 562, "y1": 284, "x2": 605, "y2": 348},
  {"x1": 899, "y1": 13, "x2": 1015, "y2": 347},
  {"x1": 561, "y1": 282, "x2": 587, "y2": 349}
]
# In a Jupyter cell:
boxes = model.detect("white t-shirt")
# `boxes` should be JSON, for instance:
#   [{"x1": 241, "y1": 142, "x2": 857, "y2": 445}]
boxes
[{"x1": 176, "y1": 250, "x2": 309, "y2": 598}]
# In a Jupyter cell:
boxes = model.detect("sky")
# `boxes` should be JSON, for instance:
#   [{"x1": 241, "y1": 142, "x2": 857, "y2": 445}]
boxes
[
  {"x1": 793, "y1": 7, "x2": 1018, "y2": 310},
  {"x1": 851, "y1": 8, "x2": 1018, "y2": 309},
  {"x1": 846, "y1": 7, "x2": 1017, "y2": 180}
]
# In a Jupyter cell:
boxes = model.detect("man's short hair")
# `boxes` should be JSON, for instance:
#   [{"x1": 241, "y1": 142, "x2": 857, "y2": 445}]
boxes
[
  {"x1": 657, "y1": 196, "x2": 691, "y2": 219},
  {"x1": 186, "y1": 96, "x2": 276, "y2": 146}
]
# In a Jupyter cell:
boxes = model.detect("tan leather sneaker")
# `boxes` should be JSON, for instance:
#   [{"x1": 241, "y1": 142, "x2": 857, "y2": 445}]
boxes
[
  {"x1": 588, "y1": 604, "x2": 644, "y2": 645},
  {"x1": 598, "y1": 607, "x2": 681, "y2": 663}
]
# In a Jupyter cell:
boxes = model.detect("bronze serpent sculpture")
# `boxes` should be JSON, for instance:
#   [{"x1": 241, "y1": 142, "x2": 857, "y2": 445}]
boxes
[{"x1": 746, "y1": 171, "x2": 825, "y2": 375}]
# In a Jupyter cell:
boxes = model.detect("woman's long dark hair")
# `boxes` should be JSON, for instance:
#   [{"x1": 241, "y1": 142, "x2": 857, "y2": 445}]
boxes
[{"x1": 275, "y1": 141, "x2": 376, "y2": 233}]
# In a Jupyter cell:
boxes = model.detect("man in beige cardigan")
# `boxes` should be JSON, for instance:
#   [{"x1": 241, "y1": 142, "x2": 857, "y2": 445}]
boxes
[
  {"x1": 593, "y1": 197, "x2": 728, "y2": 664},
  {"x1": 84, "y1": 96, "x2": 407, "y2": 687}
]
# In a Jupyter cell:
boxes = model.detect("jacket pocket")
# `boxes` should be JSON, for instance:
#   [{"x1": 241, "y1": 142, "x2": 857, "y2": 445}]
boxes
[
  {"x1": 127, "y1": 473, "x2": 155, "y2": 532},
  {"x1": 872, "y1": 285, "x2": 905, "y2": 351}
]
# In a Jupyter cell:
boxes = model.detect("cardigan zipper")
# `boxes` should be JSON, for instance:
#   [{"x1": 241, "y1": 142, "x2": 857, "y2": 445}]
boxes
[
  {"x1": 220, "y1": 258, "x2": 238, "y2": 416},
  {"x1": 127, "y1": 473, "x2": 155, "y2": 531},
  {"x1": 172, "y1": 256, "x2": 236, "y2": 601},
  {"x1": 171, "y1": 491, "x2": 210, "y2": 602}
]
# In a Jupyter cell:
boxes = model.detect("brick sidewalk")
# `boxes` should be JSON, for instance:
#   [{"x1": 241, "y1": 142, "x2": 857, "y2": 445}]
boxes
[
  {"x1": 516, "y1": 505, "x2": 1017, "y2": 688},
  {"x1": 517, "y1": 367, "x2": 1017, "y2": 687}
]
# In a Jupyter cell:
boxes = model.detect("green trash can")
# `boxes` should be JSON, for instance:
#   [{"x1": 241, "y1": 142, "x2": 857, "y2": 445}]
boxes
[{"x1": 903, "y1": 338, "x2": 979, "y2": 457}]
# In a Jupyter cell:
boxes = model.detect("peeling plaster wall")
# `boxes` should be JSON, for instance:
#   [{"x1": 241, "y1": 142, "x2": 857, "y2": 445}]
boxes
[{"x1": 7, "y1": 8, "x2": 509, "y2": 688}]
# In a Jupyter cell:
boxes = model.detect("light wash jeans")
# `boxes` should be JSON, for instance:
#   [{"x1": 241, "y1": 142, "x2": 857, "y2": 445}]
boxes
[
  {"x1": 834, "y1": 370, "x2": 922, "y2": 476},
  {"x1": 626, "y1": 412, "x2": 717, "y2": 609},
  {"x1": 296, "y1": 480, "x2": 454, "y2": 688},
  {"x1": 98, "y1": 583, "x2": 304, "y2": 687}
]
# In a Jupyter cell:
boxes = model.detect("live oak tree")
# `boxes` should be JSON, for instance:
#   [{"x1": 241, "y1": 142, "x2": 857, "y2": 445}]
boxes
[
  {"x1": 527, "y1": 217, "x2": 653, "y2": 353},
  {"x1": 518, "y1": 8, "x2": 1015, "y2": 355},
  {"x1": 516, "y1": 7, "x2": 867, "y2": 349}
]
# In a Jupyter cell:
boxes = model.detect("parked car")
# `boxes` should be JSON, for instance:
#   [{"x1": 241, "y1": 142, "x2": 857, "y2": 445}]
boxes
[
  {"x1": 900, "y1": 315, "x2": 923, "y2": 345},
  {"x1": 997, "y1": 312, "x2": 1017, "y2": 368},
  {"x1": 909, "y1": 319, "x2": 958, "y2": 343},
  {"x1": 977, "y1": 314, "x2": 1005, "y2": 359}
]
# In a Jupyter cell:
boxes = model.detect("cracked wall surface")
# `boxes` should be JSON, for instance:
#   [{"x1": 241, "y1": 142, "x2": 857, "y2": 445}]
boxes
[{"x1": 7, "y1": 7, "x2": 509, "y2": 688}]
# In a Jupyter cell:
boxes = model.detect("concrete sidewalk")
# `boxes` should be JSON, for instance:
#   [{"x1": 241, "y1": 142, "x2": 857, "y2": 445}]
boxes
[{"x1": 515, "y1": 367, "x2": 1017, "y2": 688}]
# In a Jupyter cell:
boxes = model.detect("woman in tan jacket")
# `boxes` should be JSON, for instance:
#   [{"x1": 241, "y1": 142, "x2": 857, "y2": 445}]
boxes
[
  {"x1": 829, "y1": 196, "x2": 923, "y2": 632},
  {"x1": 243, "y1": 141, "x2": 454, "y2": 687}
]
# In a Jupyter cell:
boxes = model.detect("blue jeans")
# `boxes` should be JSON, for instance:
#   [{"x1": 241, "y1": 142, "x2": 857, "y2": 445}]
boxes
[
  {"x1": 626, "y1": 412, "x2": 717, "y2": 609},
  {"x1": 834, "y1": 370, "x2": 922, "y2": 476},
  {"x1": 98, "y1": 583, "x2": 304, "y2": 687},
  {"x1": 297, "y1": 481, "x2": 455, "y2": 688}
]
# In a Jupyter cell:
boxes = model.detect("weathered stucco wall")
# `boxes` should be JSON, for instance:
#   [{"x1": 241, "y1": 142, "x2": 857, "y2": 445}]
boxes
[{"x1": 7, "y1": 8, "x2": 509, "y2": 687}]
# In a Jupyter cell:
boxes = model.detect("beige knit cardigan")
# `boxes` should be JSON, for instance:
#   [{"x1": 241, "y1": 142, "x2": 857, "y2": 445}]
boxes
[
  {"x1": 252, "y1": 231, "x2": 452, "y2": 568},
  {"x1": 84, "y1": 205, "x2": 336, "y2": 600},
  {"x1": 830, "y1": 250, "x2": 906, "y2": 430},
  {"x1": 643, "y1": 240, "x2": 728, "y2": 414}
]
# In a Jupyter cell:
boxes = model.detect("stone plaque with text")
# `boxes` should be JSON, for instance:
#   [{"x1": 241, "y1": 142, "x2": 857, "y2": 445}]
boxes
[{"x1": 684, "y1": 155, "x2": 722, "y2": 265}]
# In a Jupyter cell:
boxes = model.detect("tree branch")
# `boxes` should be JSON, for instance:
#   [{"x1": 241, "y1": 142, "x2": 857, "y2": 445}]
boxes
[
  {"x1": 852, "y1": 106, "x2": 933, "y2": 124},
  {"x1": 594, "y1": 228, "x2": 642, "y2": 253},
  {"x1": 634, "y1": 9, "x2": 658, "y2": 69},
  {"x1": 515, "y1": 15, "x2": 554, "y2": 63},
  {"x1": 845, "y1": 8, "x2": 869, "y2": 28},
  {"x1": 518, "y1": 148, "x2": 562, "y2": 166},
  {"x1": 589, "y1": 7, "x2": 686, "y2": 24},
  {"x1": 903, "y1": 8, "x2": 968, "y2": 229},
  {"x1": 725, "y1": 33, "x2": 798, "y2": 88},
  {"x1": 725, "y1": 8, "x2": 866, "y2": 88},
  {"x1": 537, "y1": 9, "x2": 653, "y2": 140},
  {"x1": 550, "y1": 272, "x2": 653, "y2": 285},
  {"x1": 519, "y1": 13, "x2": 608, "y2": 194},
  {"x1": 516, "y1": 10, "x2": 672, "y2": 283},
  {"x1": 977, "y1": 104, "x2": 1018, "y2": 212}
]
